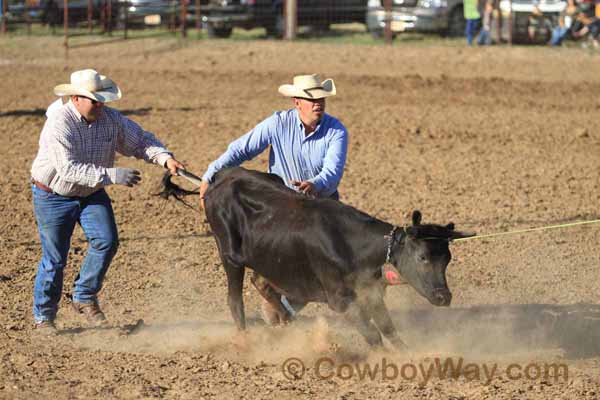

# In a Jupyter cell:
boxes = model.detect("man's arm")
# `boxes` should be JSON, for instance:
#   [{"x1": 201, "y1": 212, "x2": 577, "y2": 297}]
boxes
[
  {"x1": 201, "y1": 117, "x2": 274, "y2": 183},
  {"x1": 115, "y1": 113, "x2": 175, "y2": 166},
  {"x1": 308, "y1": 128, "x2": 348, "y2": 197},
  {"x1": 199, "y1": 116, "x2": 274, "y2": 208}
]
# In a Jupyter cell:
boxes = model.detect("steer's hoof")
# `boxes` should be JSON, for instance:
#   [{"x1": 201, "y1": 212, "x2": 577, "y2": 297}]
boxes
[{"x1": 232, "y1": 331, "x2": 250, "y2": 351}]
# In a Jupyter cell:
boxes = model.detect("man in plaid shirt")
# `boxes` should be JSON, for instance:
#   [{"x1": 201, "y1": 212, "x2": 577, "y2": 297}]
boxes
[{"x1": 30, "y1": 69, "x2": 185, "y2": 334}]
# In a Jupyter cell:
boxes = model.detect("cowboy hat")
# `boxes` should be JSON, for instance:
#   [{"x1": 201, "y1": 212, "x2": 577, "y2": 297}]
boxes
[
  {"x1": 278, "y1": 74, "x2": 336, "y2": 99},
  {"x1": 53, "y1": 69, "x2": 122, "y2": 103}
]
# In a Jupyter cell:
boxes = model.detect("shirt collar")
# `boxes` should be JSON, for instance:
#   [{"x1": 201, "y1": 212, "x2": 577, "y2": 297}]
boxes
[
  {"x1": 66, "y1": 100, "x2": 86, "y2": 123},
  {"x1": 293, "y1": 108, "x2": 325, "y2": 138}
]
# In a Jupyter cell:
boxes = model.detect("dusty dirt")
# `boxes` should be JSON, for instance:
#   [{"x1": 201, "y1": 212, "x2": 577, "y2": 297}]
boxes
[{"x1": 1, "y1": 37, "x2": 600, "y2": 399}]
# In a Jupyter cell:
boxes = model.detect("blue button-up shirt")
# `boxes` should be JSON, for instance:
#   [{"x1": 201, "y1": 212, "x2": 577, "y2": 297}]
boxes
[{"x1": 202, "y1": 109, "x2": 348, "y2": 197}]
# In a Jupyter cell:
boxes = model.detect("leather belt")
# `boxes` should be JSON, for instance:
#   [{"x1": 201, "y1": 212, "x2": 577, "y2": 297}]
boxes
[{"x1": 32, "y1": 179, "x2": 53, "y2": 194}]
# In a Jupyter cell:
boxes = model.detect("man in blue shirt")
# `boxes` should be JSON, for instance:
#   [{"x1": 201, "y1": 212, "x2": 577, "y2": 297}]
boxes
[{"x1": 199, "y1": 74, "x2": 349, "y2": 325}]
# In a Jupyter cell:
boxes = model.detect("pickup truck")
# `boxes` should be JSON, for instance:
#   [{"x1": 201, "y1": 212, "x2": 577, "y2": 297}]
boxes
[{"x1": 202, "y1": 0, "x2": 368, "y2": 38}]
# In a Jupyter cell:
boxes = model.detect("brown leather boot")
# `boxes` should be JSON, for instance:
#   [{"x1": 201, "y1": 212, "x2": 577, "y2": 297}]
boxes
[
  {"x1": 33, "y1": 320, "x2": 58, "y2": 336},
  {"x1": 72, "y1": 301, "x2": 108, "y2": 326}
]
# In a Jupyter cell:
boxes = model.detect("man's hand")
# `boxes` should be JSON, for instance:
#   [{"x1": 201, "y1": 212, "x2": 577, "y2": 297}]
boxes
[
  {"x1": 199, "y1": 179, "x2": 210, "y2": 210},
  {"x1": 165, "y1": 158, "x2": 185, "y2": 176},
  {"x1": 291, "y1": 180, "x2": 316, "y2": 196},
  {"x1": 107, "y1": 167, "x2": 141, "y2": 187}
]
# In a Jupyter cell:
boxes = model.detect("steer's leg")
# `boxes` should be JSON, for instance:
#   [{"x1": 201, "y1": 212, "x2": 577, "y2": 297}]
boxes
[
  {"x1": 250, "y1": 272, "x2": 291, "y2": 325},
  {"x1": 345, "y1": 301, "x2": 383, "y2": 348},
  {"x1": 312, "y1": 265, "x2": 356, "y2": 313},
  {"x1": 223, "y1": 261, "x2": 246, "y2": 331},
  {"x1": 364, "y1": 283, "x2": 407, "y2": 350}
]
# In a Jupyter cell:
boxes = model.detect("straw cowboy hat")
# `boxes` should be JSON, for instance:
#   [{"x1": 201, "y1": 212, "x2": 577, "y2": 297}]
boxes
[
  {"x1": 278, "y1": 74, "x2": 336, "y2": 99},
  {"x1": 53, "y1": 69, "x2": 122, "y2": 103}
]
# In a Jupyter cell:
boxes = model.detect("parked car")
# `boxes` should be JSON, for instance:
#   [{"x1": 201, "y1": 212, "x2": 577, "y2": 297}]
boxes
[
  {"x1": 117, "y1": 0, "x2": 210, "y2": 27},
  {"x1": 116, "y1": 0, "x2": 174, "y2": 26},
  {"x1": 6, "y1": 0, "x2": 119, "y2": 26},
  {"x1": 201, "y1": 0, "x2": 369, "y2": 39},
  {"x1": 5, "y1": 1, "x2": 46, "y2": 23},
  {"x1": 365, "y1": 0, "x2": 466, "y2": 37}
]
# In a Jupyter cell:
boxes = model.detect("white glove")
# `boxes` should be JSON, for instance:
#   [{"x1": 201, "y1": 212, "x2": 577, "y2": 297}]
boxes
[{"x1": 106, "y1": 168, "x2": 141, "y2": 187}]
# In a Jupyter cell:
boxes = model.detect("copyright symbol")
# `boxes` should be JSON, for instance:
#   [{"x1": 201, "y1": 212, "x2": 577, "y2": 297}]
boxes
[{"x1": 281, "y1": 357, "x2": 305, "y2": 380}]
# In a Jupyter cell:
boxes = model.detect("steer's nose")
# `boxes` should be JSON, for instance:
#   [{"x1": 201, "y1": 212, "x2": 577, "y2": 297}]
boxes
[{"x1": 433, "y1": 288, "x2": 452, "y2": 307}]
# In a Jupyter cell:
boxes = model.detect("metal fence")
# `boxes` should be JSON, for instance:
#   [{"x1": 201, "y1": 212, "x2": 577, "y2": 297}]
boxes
[{"x1": 0, "y1": 0, "x2": 574, "y2": 46}]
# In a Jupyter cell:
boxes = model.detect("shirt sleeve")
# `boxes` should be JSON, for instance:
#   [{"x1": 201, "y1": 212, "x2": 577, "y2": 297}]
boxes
[
  {"x1": 115, "y1": 113, "x2": 173, "y2": 166},
  {"x1": 308, "y1": 125, "x2": 348, "y2": 197},
  {"x1": 202, "y1": 115, "x2": 274, "y2": 182},
  {"x1": 45, "y1": 118, "x2": 112, "y2": 187}
]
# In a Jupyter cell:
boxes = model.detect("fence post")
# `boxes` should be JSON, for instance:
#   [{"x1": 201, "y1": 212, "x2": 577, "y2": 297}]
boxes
[
  {"x1": 107, "y1": 0, "x2": 112, "y2": 35},
  {"x1": 507, "y1": 0, "x2": 512, "y2": 45},
  {"x1": 284, "y1": 0, "x2": 296, "y2": 40},
  {"x1": 64, "y1": 0, "x2": 68, "y2": 57},
  {"x1": 124, "y1": 0, "x2": 128, "y2": 39},
  {"x1": 384, "y1": 0, "x2": 393, "y2": 44},
  {"x1": 1, "y1": 0, "x2": 6, "y2": 34},
  {"x1": 195, "y1": 0, "x2": 201, "y2": 31},
  {"x1": 87, "y1": 0, "x2": 92, "y2": 32},
  {"x1": 169, "y1": 0, "x2": 176, "y2": 33},
  {"x1": 25, "y1": 0, "x2": 32, "y2": 35},
  {"x1": 181, "y1": 0, "x2": 187, "y2": 37},
  {"x1": 494, "y1": 0, "x2": 500, "y2": 42}
]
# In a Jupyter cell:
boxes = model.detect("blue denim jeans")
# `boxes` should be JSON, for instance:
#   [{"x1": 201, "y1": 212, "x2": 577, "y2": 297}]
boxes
[
  {"x1": 465, "y1": 18, "x2": 481, "y2": 45},
  {"x1": 478, "y1": 28, "x2": 492, "y2": 45},
  {"x1": 32, "y1": 185, "x2": 119, "y2": 322},
  {"x1": 550, "y1": 26, "x2": 569, "y2": 46}
]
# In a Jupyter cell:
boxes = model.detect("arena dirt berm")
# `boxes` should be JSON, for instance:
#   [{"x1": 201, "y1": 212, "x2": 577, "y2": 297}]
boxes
[{"x1": 0, "y1": 37, "x2": 599, "y2": 399}]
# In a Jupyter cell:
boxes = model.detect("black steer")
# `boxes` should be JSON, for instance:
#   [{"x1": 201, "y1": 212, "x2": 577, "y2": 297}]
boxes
[{"x1": 196, "y1": 167, "x2": 475, "y2": 348}]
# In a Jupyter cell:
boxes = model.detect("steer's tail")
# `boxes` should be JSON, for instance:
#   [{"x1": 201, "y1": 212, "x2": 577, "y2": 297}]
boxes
[{"x1": 155, "y1": 172, "x2": 200, "y2": 212}]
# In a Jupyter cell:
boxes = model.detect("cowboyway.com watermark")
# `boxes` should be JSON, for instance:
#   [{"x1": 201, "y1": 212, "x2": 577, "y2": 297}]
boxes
[{"x1": 280, "y1": 357, "x2": 569, "y2": 384}]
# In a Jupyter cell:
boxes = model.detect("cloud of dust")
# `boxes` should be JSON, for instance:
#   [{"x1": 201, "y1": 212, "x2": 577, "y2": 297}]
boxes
[{"x1": 73, "y1": 263, "x2": 600, "y2": 364}]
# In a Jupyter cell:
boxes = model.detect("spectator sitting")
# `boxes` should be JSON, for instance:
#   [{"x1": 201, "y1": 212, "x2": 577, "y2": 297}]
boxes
[
  {"x1": 550, "y1": 0, "x2": 578, "y2": 45},
  {"x1": 571, "y1": 0, "x2": 600, "y2": 48},
  {"x1": 528, "y1": 0, "x2": 553, "y2": 43}
]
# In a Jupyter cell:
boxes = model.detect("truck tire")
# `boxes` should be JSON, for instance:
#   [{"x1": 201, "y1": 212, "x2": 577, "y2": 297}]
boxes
[
  {"x1": 446, "y1": 6, "x2": 465, "y2": 37},
  {"x1": 207, "y1": 23, "x2": 233, "y2": 38}
]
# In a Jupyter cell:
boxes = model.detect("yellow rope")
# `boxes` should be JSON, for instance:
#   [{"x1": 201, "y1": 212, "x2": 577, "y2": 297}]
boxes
[{"x1": 454, "y1": 219, "x2": 600, "y2": 242}]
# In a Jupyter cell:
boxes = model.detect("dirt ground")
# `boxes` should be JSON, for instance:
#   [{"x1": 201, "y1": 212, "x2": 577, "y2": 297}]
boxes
[{"x1": 1, "y1": 37, "x2": 600, "y2": 399}]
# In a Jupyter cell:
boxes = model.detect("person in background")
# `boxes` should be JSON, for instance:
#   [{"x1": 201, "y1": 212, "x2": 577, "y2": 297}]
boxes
[
  {"x1": 464, "y1": 0, "x2": 481, "y2": 45},
  {"x1": 572, "y1": 0, "x2": 600, "y2": 48},
  {"x1": 550, "y1": 0, "x2": 579, "y2": 46},
  {"x1": 478, "y1": 0, "x2": 495, "y2": 45}
]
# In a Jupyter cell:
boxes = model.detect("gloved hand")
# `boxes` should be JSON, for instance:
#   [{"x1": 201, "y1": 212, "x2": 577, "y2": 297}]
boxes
[{"x1": 106, "y1": 168, "x2": 141, "y2": 187}]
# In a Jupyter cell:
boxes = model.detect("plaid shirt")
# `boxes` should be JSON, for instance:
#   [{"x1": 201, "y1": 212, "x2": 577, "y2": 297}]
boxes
[{"x1": 31, "y1": 100, "x2": 172, "y2": 197}]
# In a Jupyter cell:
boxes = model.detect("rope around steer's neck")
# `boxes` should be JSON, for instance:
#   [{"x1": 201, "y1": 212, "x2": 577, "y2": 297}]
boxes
[{"x1": 385, "y1": 226, "x2": 403, "y2": 264}]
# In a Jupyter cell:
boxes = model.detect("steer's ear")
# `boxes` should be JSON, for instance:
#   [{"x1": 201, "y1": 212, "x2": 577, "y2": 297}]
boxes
[
  {"x1": 412, "y1": 210, "x2": 422, "y2": 226},
  {"x1": 446, "y1": 222, "x2": 455, "y2": 231},
  {"x1": 449, "y1": 230, "x2": 477, "y2": 241}
]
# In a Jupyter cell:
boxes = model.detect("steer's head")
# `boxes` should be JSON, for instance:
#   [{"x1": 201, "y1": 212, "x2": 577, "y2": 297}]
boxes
[{"x1": 384, "y1": 210, "x2": 475, "y2": 307}]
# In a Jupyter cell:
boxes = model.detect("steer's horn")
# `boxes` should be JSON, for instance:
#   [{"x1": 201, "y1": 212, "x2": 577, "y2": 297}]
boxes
[{"x1": 449, "y1": 230, "x2": 477, "y2": 240}]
